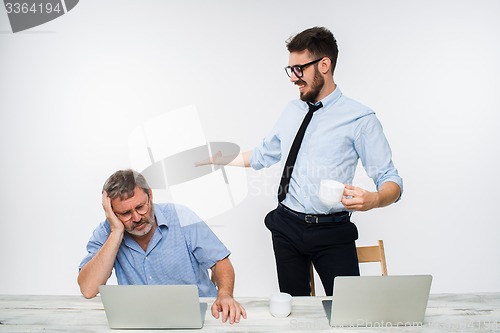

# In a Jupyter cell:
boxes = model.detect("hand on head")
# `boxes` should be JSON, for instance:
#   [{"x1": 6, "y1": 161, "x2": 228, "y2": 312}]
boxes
[{"x1": 101, "y1": 191, "x2": 125, "y2": 233}]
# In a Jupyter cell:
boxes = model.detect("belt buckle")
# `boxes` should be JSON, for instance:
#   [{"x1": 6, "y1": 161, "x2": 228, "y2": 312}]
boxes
[{"x1": 305, "y1": 215, "x2": 319, "y2": 224}]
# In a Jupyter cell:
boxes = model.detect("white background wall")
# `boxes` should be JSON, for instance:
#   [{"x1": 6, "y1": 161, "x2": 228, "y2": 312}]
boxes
[{"x1": 1, "y1": 0, "x2": 499, "y2": 296}]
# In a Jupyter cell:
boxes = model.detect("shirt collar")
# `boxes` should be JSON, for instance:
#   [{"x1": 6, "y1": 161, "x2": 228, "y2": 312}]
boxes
[
  {"x1": 153, "y1": 203, "x2": 169, "y2": 227},
  {"x1": 317, "y1": 85, "x2": 342, "y2": 110}
]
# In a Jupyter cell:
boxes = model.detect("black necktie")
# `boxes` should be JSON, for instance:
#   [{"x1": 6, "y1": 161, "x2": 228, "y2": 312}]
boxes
[{"x1": 278, "y1": 102, "x2": 323, "y2": 203}]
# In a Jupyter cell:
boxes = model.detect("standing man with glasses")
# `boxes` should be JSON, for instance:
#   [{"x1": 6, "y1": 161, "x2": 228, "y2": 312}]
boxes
[
  {"x1": 78, "y1": 169, "x2": 246, "y2": 324},
  {"x1": 197, "y1": 26, "x2": 402, "y2": 296}
]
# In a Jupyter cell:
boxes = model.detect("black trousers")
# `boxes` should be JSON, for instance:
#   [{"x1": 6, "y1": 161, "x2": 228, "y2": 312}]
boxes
[{"x1": 265, "y1": 206, "x2": 360, "y2": 296}]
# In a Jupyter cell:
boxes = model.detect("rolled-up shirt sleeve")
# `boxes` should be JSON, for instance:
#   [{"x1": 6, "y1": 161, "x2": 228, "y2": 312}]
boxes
[
  {"x1": 176, "y1": 206, "x2": 230, "y2": 269},
  {"x1": 78, "y1": 221, "x2": 110, "y2": 270},
  {"x1": 250, "y1": 134, "x2": 282, "y2": 170},
  {"x1": 354, "y1": 114, "x2": 403, "y2": 198}
]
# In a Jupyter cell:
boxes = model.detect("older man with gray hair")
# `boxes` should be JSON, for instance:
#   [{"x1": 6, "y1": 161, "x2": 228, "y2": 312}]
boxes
[{"x1": 78, "y1": 169, "x2": 246, "y2": 324}]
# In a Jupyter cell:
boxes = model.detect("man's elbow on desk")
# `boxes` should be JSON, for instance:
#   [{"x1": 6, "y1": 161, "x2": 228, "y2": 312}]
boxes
[
  {"x1": 77, "y1": 272, "x2": 100, "y2": 299},
  {"x1": 78, "y1": 283, "x2": 99, "y2": 299}
]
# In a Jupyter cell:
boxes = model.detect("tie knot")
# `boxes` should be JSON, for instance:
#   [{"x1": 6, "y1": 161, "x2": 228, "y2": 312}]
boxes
[{"x1": 308, "y1": 102, "x2": 323, "y2": 113}]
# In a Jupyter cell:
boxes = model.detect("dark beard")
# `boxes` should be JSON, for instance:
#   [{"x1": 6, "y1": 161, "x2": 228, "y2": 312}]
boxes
[{"x1": 299, "y1": 66, "x2": 324, "y2": 103}]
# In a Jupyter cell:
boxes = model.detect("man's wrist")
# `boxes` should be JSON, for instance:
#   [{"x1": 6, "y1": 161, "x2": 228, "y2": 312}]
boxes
[
  {"x1": 374, "y1": 191, "x2": 382, "y2": 209},
  {"x1": 109, "y1": 229, "x2": 125, "y2": 243},
  {"x1": 217, "y1": 289, "x2": 233, "y2": 298}
]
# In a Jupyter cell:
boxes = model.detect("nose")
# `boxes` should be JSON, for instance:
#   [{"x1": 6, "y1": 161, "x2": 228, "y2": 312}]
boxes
[
  {"x1": 131, "y1": 210, "x2": 142, "y2": 222},
  {"x1": 290, "y1": 71, "x2": 299, "y2": 83}
]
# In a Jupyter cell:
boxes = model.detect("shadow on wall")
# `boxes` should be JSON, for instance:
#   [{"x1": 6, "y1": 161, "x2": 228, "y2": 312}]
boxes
[{"x1": 128, "y1": 105, "x2": 248, "y2": 225}]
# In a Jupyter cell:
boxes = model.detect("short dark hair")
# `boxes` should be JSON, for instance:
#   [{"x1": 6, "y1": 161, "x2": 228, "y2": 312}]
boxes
[
  {"x1": 102, "y1": 169, "x2": 150, "y2": 200},
  {"x1": 286, "y1": 26, "x2": 338, "y2": 75}
]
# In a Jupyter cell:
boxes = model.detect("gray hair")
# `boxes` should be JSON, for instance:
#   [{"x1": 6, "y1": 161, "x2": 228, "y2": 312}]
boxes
[{"x1": 102, "y1": 169, "x2": 151, "y2": 200}]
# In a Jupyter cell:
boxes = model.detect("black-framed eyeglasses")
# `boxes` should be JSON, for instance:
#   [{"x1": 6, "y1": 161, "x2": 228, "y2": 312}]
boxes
[
  {"x1": 285, "y1": 57, "x2": 324, "y2": 78},
  {"x1": 115, "y1": 197, "x2": 150, "y2": 222}
]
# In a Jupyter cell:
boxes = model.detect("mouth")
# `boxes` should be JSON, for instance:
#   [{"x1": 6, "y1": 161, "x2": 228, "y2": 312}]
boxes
[
  {"x1": 133, "y1": 221, "x2": 148, "y2": 230},
  {"x1": 295, "y1": 81, "x2": 306, "y2": 92}
]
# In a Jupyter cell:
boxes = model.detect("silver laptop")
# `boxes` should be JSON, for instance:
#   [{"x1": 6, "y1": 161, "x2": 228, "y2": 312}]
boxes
[
  {"x1": 323, "y1": 275, "x2": 432, "y2": 327},
  {"x1": 99, "y1": 285, "x2": 207, "y2": 329}
]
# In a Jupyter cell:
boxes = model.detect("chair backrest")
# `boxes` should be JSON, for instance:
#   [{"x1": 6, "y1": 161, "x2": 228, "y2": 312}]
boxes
[
  {"x1": 309, "y1": 240, "x2": 388, "y2": 296},
  {"x1": 356, "y1": 239, "x2": 388, "y2": 276}
]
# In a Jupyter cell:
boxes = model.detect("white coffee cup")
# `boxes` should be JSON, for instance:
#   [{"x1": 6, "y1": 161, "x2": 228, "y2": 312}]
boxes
[
  {"x1": 269, "y1": 292, "x2": 292, "y2": 318},
  {"x1": 319, "y1": 179, "x2": 345, "y2": 206}
]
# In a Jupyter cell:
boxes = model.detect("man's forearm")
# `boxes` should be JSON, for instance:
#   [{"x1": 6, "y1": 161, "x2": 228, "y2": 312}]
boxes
[
  {"x1": 77, "y1": 231, "x2": 123, "y2": 298},
  {"x1": 376, "y1": 181, "x2": 401, "y2": 208},
  {"x1": 226, "y1": 151, "x2": 251, "y2": 167},
  {"x1": 213, "y1": 257, "x2": 235, "y2": 296},
  {"x1": 197, "y1": 150, "x2": 252, "y2": 168}
]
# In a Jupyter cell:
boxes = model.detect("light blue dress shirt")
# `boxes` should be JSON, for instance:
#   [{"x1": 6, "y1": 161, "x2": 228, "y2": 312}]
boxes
[
  {"x1": 79, "y1": 203, "x2": 230, "y2": 297},
  {"x1": 250, "y1": 86, "x2": 403, "y2": 214}
]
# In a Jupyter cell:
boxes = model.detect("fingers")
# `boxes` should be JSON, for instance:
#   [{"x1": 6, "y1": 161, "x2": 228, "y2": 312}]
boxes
[
  {"x1": 211, "y1": 298, "x2": 246, "y2": 324},
  {"x1": 101, "y1": 191, "x2": 113, "y2": 215},
  {"x1": 102, "y1": 190, "x2": 109, "y2": 205},
  {"x1": 222, "y1": 302, "x2": 231, "y2": 323},
  {"x1": 211, "y1": 302, "x2": 220, "y2": 319},
  {"x1": 341, "y1": 197, "x2": 359, "y2": 210},
  {"x1": 340, "y1": 184, "x2": 360, "y2": 207},
  {"x1": 102, "y1": 191, "x2": 125, "y2": 232},
  {"x1": 340, "y1": 185, "x2": 357, "y2": 207},
  {"x1": 235, "y1": 303, "x2": 247, "y2": 322},
  {"x1": 242, "y1": 306, "x2": 248, "y2": 319},
  {"x1": 341, "y1": 185, "x2": 378, "y2": 211},
  {"x1": 102, "y1": 191, "x2": 114, "y2": 216},
  {"x1": 342, "y1": 184, "x2": 358, "y2": 196},
  {"x1": 224, "y1": 301, "x2": 243, "y2": 324}
]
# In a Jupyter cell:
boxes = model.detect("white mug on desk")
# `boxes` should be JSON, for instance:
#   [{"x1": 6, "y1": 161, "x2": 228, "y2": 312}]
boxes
[
  {"x1": 269, "y1": 292, "x2": 292, "y2": 318},
  {"x1": 319, "y1": 179, "x2": 345, "y2": 206}
]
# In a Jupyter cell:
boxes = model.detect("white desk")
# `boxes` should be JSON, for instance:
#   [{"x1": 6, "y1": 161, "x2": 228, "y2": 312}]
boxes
[{"x1": 1, "y1": 293, "x2": 499, "y2": 332}]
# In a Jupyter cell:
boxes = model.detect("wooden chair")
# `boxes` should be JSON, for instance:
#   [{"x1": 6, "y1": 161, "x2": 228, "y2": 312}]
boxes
[
  {"x1": 309, "y1": 240, "x2": 388, "y2": 296},
  {"x1": 356, "y1": 240, "x2": 388, "y2": 276}
]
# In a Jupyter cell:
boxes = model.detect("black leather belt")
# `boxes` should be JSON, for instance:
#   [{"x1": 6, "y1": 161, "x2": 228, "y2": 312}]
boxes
[{"x1": 278, "y1": 203, "x2": 350, "y2": 224}]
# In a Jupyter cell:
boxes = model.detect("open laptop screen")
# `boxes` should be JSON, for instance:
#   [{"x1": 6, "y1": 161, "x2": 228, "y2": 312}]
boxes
[
  {"x1": 99, "y1": 284, "x2": 206, "y2": 329},
  {"x1": 323, "y1": 275, "x2": 432, "y2": 327}
]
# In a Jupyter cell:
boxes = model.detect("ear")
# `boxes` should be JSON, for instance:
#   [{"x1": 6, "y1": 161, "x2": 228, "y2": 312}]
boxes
[
  {"x1": 319, "y1": 57, "x2": 332, "y2": 75},
  {"x1": 148, "y1": 189, "x2": 153, "y2": 202}
]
